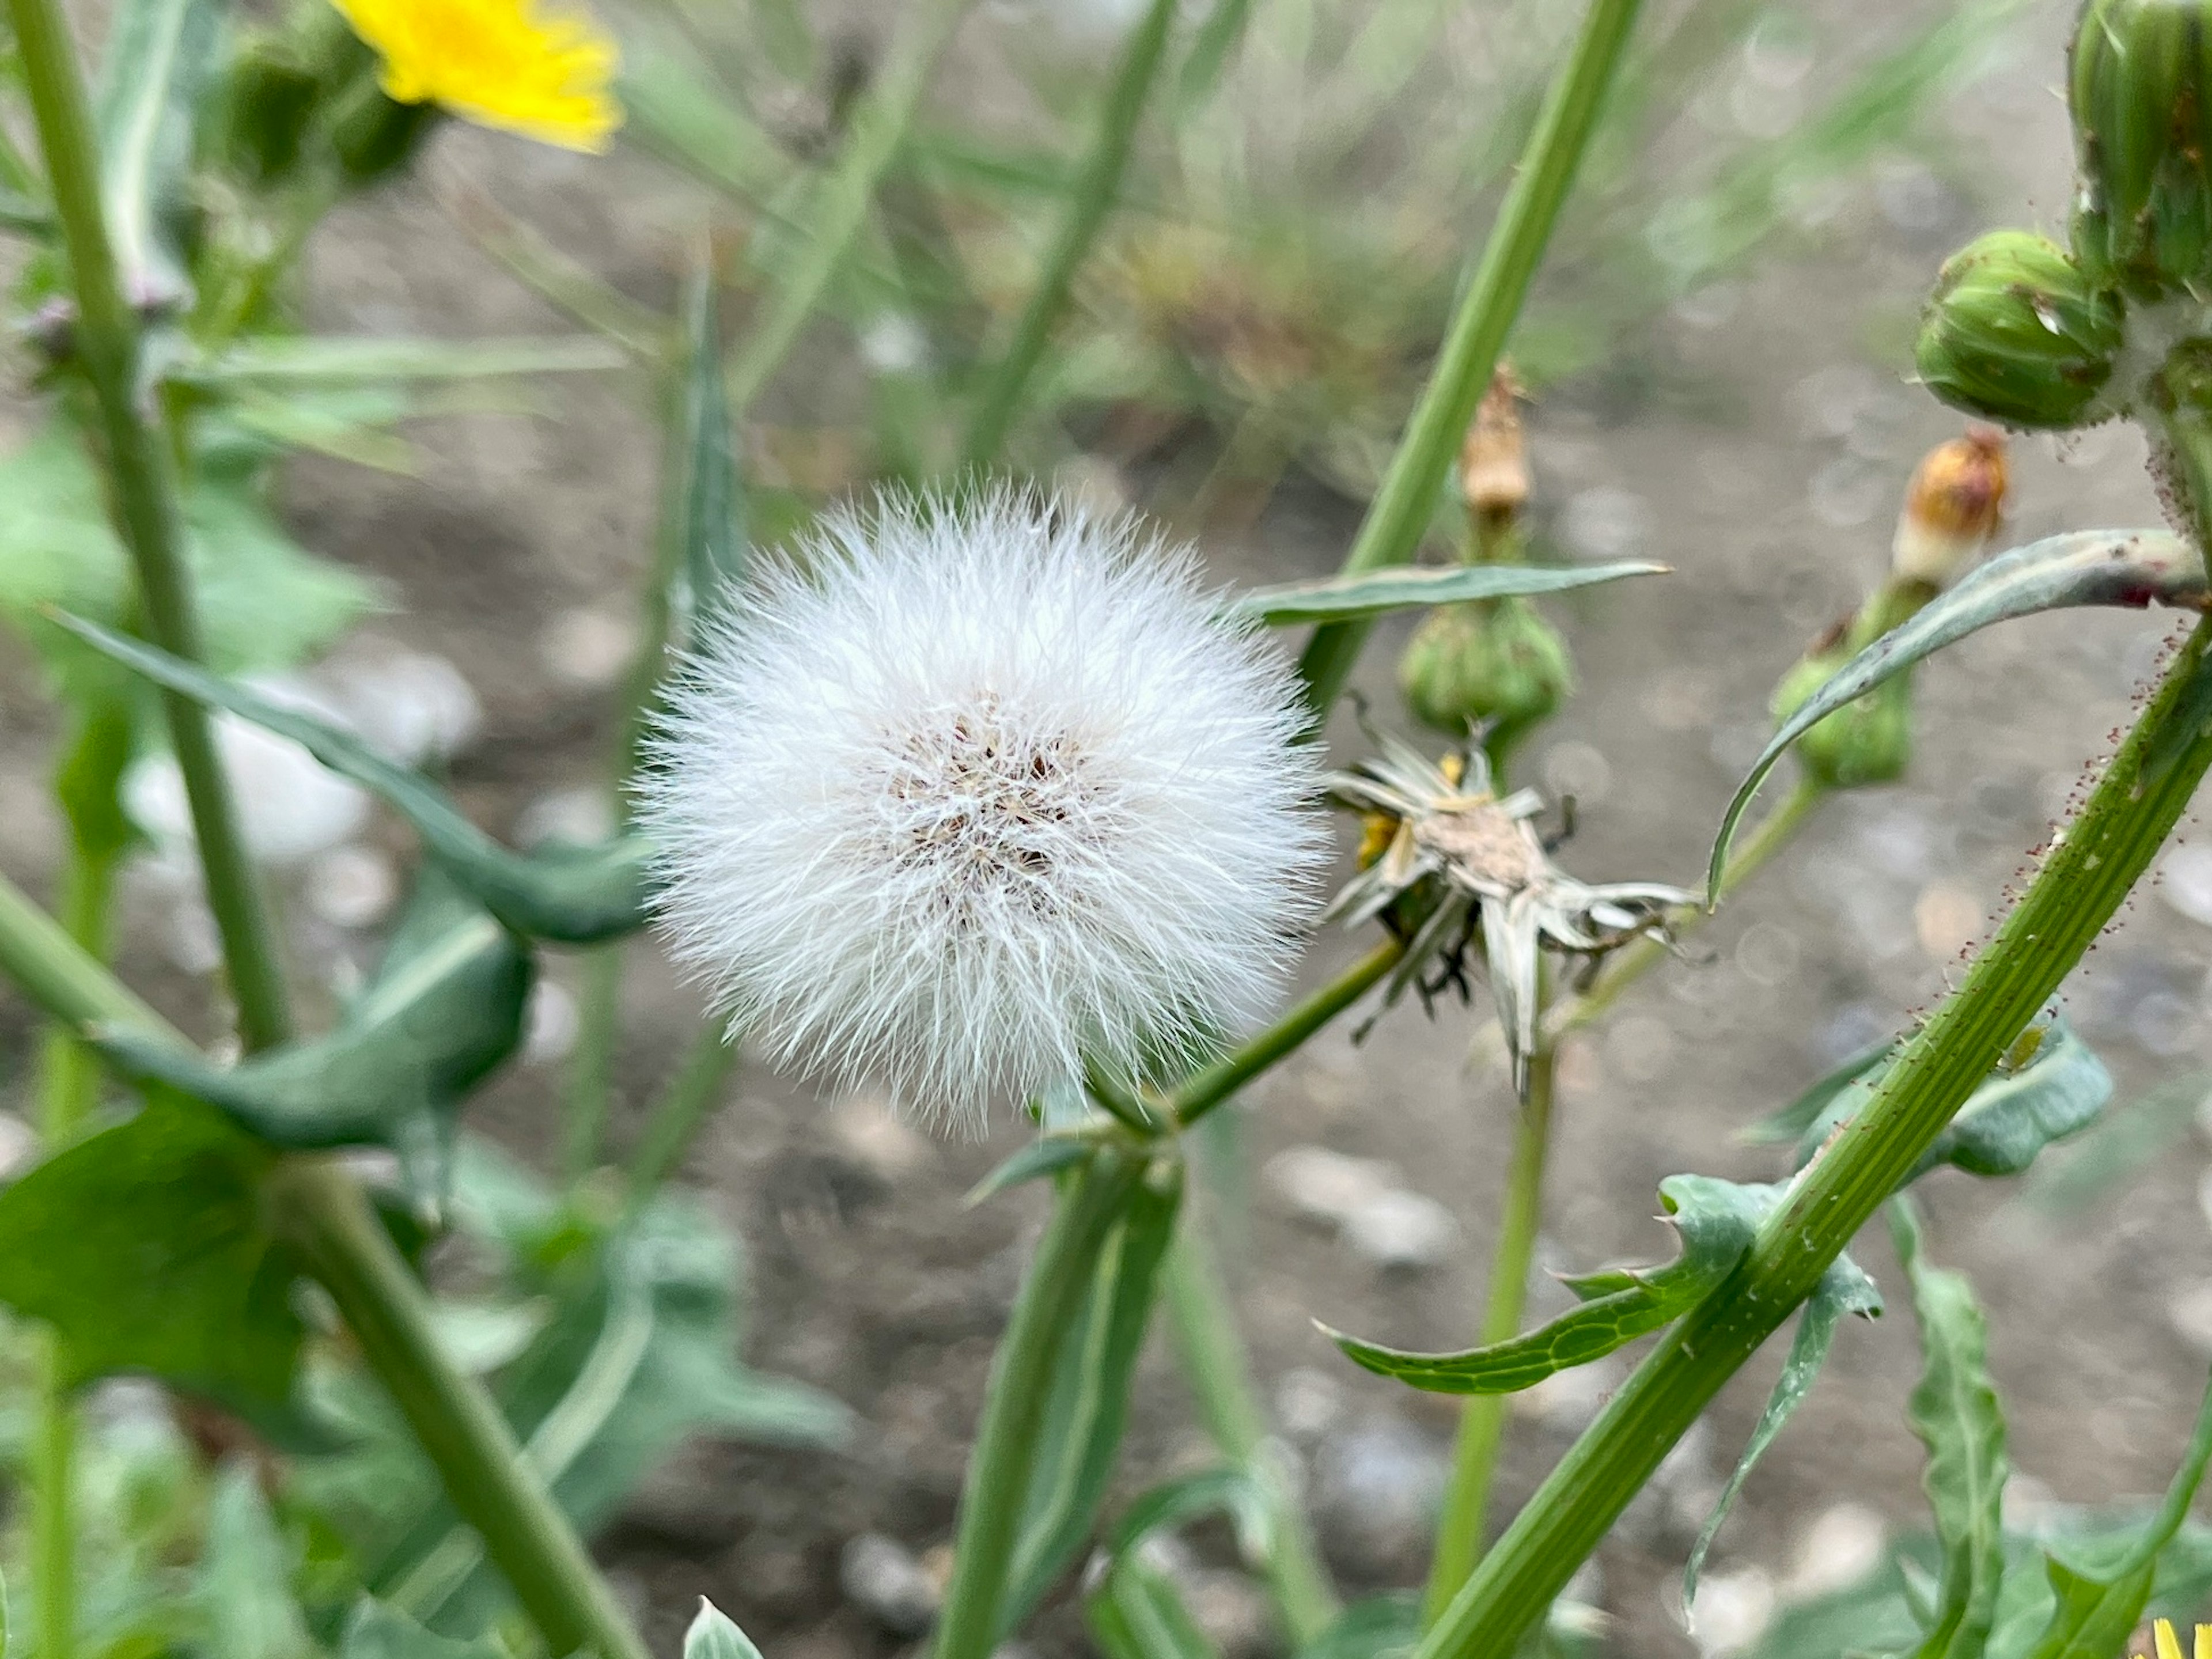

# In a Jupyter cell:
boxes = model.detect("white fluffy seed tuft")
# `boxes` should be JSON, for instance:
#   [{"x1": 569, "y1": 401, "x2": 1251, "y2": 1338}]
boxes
[{"x1": 635, "y1": 488, "x2": 1330, "y2": 1130}]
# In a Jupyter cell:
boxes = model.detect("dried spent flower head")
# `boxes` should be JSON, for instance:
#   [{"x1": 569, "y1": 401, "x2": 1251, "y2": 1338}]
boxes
[
  {"x1": 1890, "y1": 425, "x2": 2007, "y2": 590},
  {"x1": 636, "y1": 489, "x2": 1331, "y2": 1130},
  {"x1": 1460, "y1": 364, "x2": 1529, "y2": 519}
]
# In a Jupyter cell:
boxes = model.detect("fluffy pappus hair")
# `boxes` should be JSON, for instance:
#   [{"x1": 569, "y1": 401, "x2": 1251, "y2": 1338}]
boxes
[{"x1": 634, "y1": 487, "x2": 1330, "y2": 1130}]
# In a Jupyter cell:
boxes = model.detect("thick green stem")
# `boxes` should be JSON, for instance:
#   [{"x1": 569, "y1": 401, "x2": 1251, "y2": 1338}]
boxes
[
  {"x1": 726, "y1": 0, "x2": 976, "y2": 415},
  {"x1": 933, "y1": 1156, "x2": 1146, "y2": 1659},
  {"x1": 7, "y1": 0, "x2": 291, "y2": 1050},
  {"x1": 959, "y1": 0, "x2": 1177, "y2": 467},
  {"x1": 1418, "y1": 599, "x2": 2212, "y2": 1659},
  {"x1": 0, "y1": 874, "x2": 653, "y2": 1659},
  {"x1": 622, "y1": 1026, "x2": 741, "y2": 1216},
  {"x1": 1296, "y1": 0, "x2": 1642, "y2": 720},
  {"x1": 268, "y1": 1162, "x2": 650, "y2": 1659},
  {"x1": 1161, "y1": 1227, "x2": 1339, "y2": 1646},
  {"x1": 1171, "y1": 941, "x2": 1401, "y2": 1130},
  {"x1": 1421, "y1": 1044, "x2": 1555, "y2": 1626}
]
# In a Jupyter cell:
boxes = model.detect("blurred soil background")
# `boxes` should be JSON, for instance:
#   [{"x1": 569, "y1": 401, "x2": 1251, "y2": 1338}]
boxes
[{"x1": 7, "y1": 0, "x2": 2211, "y2": 1654}]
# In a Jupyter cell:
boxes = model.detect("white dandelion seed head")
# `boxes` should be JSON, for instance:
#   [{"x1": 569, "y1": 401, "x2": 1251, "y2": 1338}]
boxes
[{"x1": 635, "y1": 487, "x2": 1331, "y2": 1131}]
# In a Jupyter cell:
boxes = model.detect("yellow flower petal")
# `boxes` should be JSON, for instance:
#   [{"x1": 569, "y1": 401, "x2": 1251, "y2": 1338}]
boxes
[
  {"x1": 2196, "y1": 1623, "x2": 2212, "y2": 1659},
  {"x1": 2156, "y1": 1619, "x2": 2185, "y2": 1659},
  {"x1": 325, "y1": 0, "x2": 621, "y2": 151}
]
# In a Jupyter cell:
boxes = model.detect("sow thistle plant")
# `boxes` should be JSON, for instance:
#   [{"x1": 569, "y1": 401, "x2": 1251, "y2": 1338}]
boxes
[{"x1": 23, "y1": 1, "x2": 2212, "y2": 1659}]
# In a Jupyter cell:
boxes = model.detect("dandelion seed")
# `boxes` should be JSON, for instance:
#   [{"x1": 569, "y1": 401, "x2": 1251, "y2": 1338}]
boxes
[
  {"x1": 637, "y1": 488, "x2": 1330, "y2": 1130},
  {"x1": 326, "y1": 0, "x2": 621, "y2": 151}
]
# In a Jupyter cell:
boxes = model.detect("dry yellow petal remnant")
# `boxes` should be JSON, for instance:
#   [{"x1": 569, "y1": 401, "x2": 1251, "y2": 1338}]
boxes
[{"x1": 325, "y1": 0, "x2": 620, "y2": 151}]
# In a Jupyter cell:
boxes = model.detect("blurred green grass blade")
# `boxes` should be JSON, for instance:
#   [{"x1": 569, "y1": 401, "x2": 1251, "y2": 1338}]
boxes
[
  {"x1": 339, "y1": 1599, "x2": 505, "y2": 1659},
  {"x1": 1086, "y1": 1556, "x2": 1223, "y2": 1659},
  {"x1": 1710, "y1": 529, "x2": 2205, "y2": 897},
  {"x1": 1176, "y1": 0, "x2": 1252, "y2": 109},
  {"x1": 1230, "y1": 558, "x2": 1663, "y2": 626},
  {"x1": 999, "y1": 1158, "x2": 1184, "y2": 1635},
  {"x1": 1889, "y1": 1202, "x2": 2009, "y2": 1659},
  {"x1": 619, "y1": 40, "x2": 791, "y2": 203},
  {"x1": 1328, "y1": 1175, "x2": 1772, "y2": 1395},
  {"x1": 2020, "y1": 1071, "x2": 2212, "y2": 1217},
  {"x1": 199, "y1": 1468, "x2": 317, "y2": 1659},
  {"x1": 92, "y1": 0, "x2": 217, "y2": 298},
  {"x1": 178, "y1": 335, "x2": 627, "y2": 387},
  {"x1": 672, "y1": 248, "x2": 747, "y2": 635},
  {"x1": 441, "y1": 183, "x2": 675, "y2": 362},
  {"x1": 52, "y1": 611, "x2": 656, "y2": 942},
  {"x1": 1682, "y1": 1253, "x2": 1883, "y2": 1612},
  {"x1": 684, "y1": 1603, "x2": 766, "y2": 1659}
]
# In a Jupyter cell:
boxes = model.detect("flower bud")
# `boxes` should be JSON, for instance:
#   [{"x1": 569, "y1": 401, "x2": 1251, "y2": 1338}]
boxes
[
  {"x1": 1461, "y1": 365, "x2": 1530, "y2": 520},
  {"x1": 219, "y1": 34, "x2": 328, "y2": 185},
  {"x1": 1771, "y1": 643, "x2": 1914, "y2": 791},
  {"x1": 1891, "y1": 426, "x2": 2009, "y2": 590},
  {"x1": 1397, "y1": 597, "x2": 1573, "y2": 755},
  {"x1": 2069, "y1": 0, "x2": 2212, "y2": 291},
  {"x1": 1915, "y1": 231, "x2": 2123, "y2": 430}
]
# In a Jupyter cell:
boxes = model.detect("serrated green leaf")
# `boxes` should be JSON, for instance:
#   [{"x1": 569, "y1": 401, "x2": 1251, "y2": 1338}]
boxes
[
  {"x1": 52, "y1": 612, "x2": 653, "y2": 942},
  {"x1": 176, "y1": 335, "x2": 627, "y2": 387},
  {"x1": 0, "y1": 1092, "x2": 302, "y2": 1412},
  {"x1": 671, "y1": 249, "x2": 746, "y2": 641},
  {"x1": 1086, "y1": 1555, "x2": 1222, "y2": 1659},
  {"x1": 1710, "y1": 529, "x2": 2206, "y2": 893},
  {"x1": 683, "y1": 1601, "x2": 766, "y2": 1659},
  {"x1": 1330, "y1": 1174, "x2": 1772, "y2": 1394},
  {"x1": 94, "y1": 0, "x2": 220, "y2": 300},
  {"x1": 1890, "y1": 1202, "x2": 2009, "y2": 1659},
  {"x1": 92, "y1": 874, "x2": 530, "y2": 1185},
  {"x1": 1000, "y1": 1157, "x2": 1185, "y2": 1635},
  {"x1": 338, "y1": 1599, "x2": 506, "y2": 1659},
  {"x1": 1685, "y1": 1251, "x2": 1884, "y2": 1611},
  {"x1": 197, "y1": 1465, "x2": 316, "y2": 1659},
  {"x1": 1226, "y1": 559, "x2": 1665, "y2": 627}
]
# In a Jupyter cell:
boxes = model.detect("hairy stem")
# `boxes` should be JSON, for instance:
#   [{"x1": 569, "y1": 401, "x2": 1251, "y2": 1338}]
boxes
[
  {"x1": 7, "y1": 0, "x2": 292, "y2": 1049},
  {"x1": 933, "y1": 1155, "x2": 1147, "y2": 1659},
  {"x1": 1161, "y1": 1225, "x2": 1339, "y2": 1646},
  {"x1": 1417, "y1": 593, "x2": 2212, "y2": 1657},
  {"x1": 1296, "y1": 0, "x2": 1643, "y2": 719},
  {"x1": 960, "y1": 0, "x2": 1177, "y2": 467},
  {"x1": 1421, "y1": 1043, "x2": 1555, "y2": 1626},
  {"x1": 0, "y1": 874, "x2": 653, "y2": 1659}
]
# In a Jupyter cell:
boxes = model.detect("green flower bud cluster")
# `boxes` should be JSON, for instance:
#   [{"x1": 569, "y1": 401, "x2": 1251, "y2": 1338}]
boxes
[
  {"x1": 216, "y1": 2, "x2": 438, "y2": 192},
  {"x1": 1771, "y1": 643, "x2": 1914, "y2": 791},
  {"x1": 1399, "y1": 595, "x2": 1574, "y2": 756},
  {"x1": 1915, "y1": 231, "x2": 2124, "y2": 431}
]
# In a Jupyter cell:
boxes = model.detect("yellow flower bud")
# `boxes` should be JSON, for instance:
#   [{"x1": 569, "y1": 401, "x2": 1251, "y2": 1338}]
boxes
[{"x1": 1891, "y1": 427, "x2": 2009, "y2": 590}]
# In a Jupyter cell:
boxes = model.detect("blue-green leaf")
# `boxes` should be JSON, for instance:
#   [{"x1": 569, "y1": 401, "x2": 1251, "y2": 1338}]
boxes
[
  {"x1": 1710, "y1": 529, "x2": 2207, "y2": 894},
  {"x1": 1328, "y1": 1175, "x2": 1774, "y2": 1394},
  {"x1": 51, "y1": 612, "x2": 653, "y2": 942},
  {"x1": 175, "y1": 336, "x2": 627, "y2": 388},
  {"x1": 338, "y1": 1599, "x2": 505, "y2": 1659},
  {"x1": 94, "y1": 0, "x2": 219, "y2": 300},
  {"x1": 197, "y1": 1467, "x2": 315, "y2": 1659},
  {"x1": 1226, "y1": 560, "x2": 1664, "y2": 627},
  {"x1": 671, "y1": 248, "x2": 747, "y2": 641},
  {"x1": 965, "y1": 1131, "x2": 1112, "y2": 1206},
  {"x1": 1085, "y1": 1556, "x2": 1222, "y2": 1659},
  {"x1": 683, "y1": 1601, "x2": 767, "y2": 1659}
]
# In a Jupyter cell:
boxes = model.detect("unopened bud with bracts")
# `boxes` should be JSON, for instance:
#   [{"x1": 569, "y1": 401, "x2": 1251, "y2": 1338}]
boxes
[
  {"x1": 2070, "y1": 0, "x2": 2212, "y2": 293},
  {"x1": 1892, "y1": 426, "x2": 2008, "y2": 589},
  {"x1": 1398, "y1": 597, "x2": 1573, "y2": 758},
  {"x1": 1916, "y1": 231, "x2": 2123, "y2": 429},
  {"x1": 1771, "y1": 637, "x2": 1914, "y2": 791},
  {"x1": 1460, "y1": 365, "x2": 1530, "y2": 522}
]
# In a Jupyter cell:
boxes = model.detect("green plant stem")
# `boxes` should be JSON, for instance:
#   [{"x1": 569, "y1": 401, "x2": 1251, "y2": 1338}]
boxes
[
  {"x1": 1161, "y1": 1226, "x2": 1339, "y2": 1646},
  {"x1": 622, "y1": 1026, "x2": 740, "y2": 1217},
  {"x1": 960, "y1": 0, "x2": 1177, "y2": 467},
  {"x1": 726, "y1": 0, "x2": 977, "y2": 415},
  {"x1": 0, "y1": 873, "x2": 653, "y2": 1659},
  {"x1": 1421, "y1": 1043, "x2": 1555, "y2": 1627},
  {"x1": 1547, "y1": 775, "x2": 1824, "y2": 1043},
  {"x1": 933, "y1": 1154, "x2": 1146, "y2": 1659},
  {"x1": 1415, "y1": 596, "x2": 2212, "y2": 1659},
  {"x1": 1171, "y1": 940, "x2": 1402, "y2": 1130},
  {"x1": 6, "y1": 0, "x2": 292, "y2": 1050},
  {"x1": 31, "y1": 842, "x2": 112, "y2": 1659},
  {"x1": 1296, "y1": 0, "x2": 1643, "y2": 720}
]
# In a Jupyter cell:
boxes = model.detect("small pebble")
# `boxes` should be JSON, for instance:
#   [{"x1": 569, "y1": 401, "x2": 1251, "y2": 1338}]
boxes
[
  {"x1": 1263, "y1": 1145, "x2": 1398, "y2": 1226},
  {"x1": 516, "y1": 786, "x2": 616, "y2": 849},
  {"x1": 1783, "y1": 1501, "x2": 1886, "y2": 1600},
  {"x1": 839, "y1": 1533, "x2": 941, "y2": 1637},
  {"x1": 125, "y1": 688, "x2": 369, "y2": 867},
  {"x1": 320, "y1": 647, "x2": 481, "y2": 764},
  {"x1": 305, "y1": 844, "x2": 397, "y2": 930},
  {"x1": 827, "y1": 1093, "x2": 934, "y2": 1184},
  {"x1": 1690, "y1": 1566, "x2": 1775, "y2": 1657},
  {"x1": 540, "y1": 607, "x2": 639, "y2": 690},
  {"x1": 1558, "y1": 486, "x2": 1652, "y2": 561},
  {"x1": 1342, "y1": 1188, "x2": 1459, "y2": 1271},
  {"x1": 523, "y1": 979, "x2": 579, "y2": 1067},
  {"x1": 2164, "y1": 847, "x2": 2212, "y2": 928},
  {"x1": 1313, "y1": 1414, "x2": 1448, "y2": 1573},
  {"x1": 0, "y1": 1112, "x2": 37, "y2": 1178},
  {"x1": 1274, "y1": 1366, "x2": 1344, "y2": 1441}
]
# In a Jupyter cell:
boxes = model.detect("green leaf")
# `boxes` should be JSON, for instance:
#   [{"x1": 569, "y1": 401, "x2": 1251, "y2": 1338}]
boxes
[
  {"x1": 1889, "y1": 1202, "x2": 2009, "y2": 1659},
  {"x1": 1297, "y1": 1594, "x2": 1422, "y2": 1659},
  {"x1": 92, "y1": 874, "x2": 531, "y2": 1185},
  {"x1": 338, "y1": 1599, "x2": 506, "y2": 1659},
  {"x1": 1103, "y1": 1468, "x2": 1272, "y2": 1564},
  {"x1": 196, "y1": 1465, "x2": 316, "y2": 1659},
  {"x1": 683, "y1": 1601, "x2": 766, "y2": 1659},
  {"x1": 0, "y1": 422, "x2": 379, "y2": 704},
  {"x1": 52, "y1": 612, "x2": 654, "y2": 942},
  {"x1": 1684, "y1": 1252, "x2": 1884, "y2": 1611},
  {"x1": 1176, "y1": 0, "x2": 1255, "y2": 109},
  {"x1": 1226, "y1": 560, "x2": 1665, "y2": 627},
  {"x1": 966, "y1": 1130, "x2": 1112, "y2": 1206},
  {"x1": 1328, "y1": 1174, "x2": 1775, "y2": 1394},
  {"x1": 0, "y1": 1092, "x2": 302, "y2": 1412},
  {"x1": 1744, "y1": 1044, "x2": 1890, "y2": 1148},
  {"x1": 1000, "y1": 1156, "x2": 1185, "y2": 1634},
  {"x1": 670, "y1": 248, "x2": 747, "y2": 640},
  {"x1": 176, "y1": 335, "x2": 627, "y2": 388},
  {"x1": 2021, "y1": 1071, "x2": 2212, "y2": 1217},
  {"x1": 1085, "y1": 1556, "x2": 1222, "y2": 1659},
  {"x1": 94, "y1": 0, "x2": 220, "y2": 300},
  {"x1": 1710, "y1": 529, "x2": 2206, "y2": 892}
]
